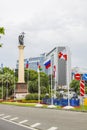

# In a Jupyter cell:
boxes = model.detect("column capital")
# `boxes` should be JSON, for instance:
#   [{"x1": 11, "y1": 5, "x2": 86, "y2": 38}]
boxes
[{"x1": 18, "y1": 45, "x2": 25, "y2": 49}]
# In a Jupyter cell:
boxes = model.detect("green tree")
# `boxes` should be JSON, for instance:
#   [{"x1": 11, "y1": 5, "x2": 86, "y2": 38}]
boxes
[
  {"x1": 40, "y1": 72, "x2": 49, "y2": 87},
  {"x1": 25, "y1": 69, "x2": 49, "y2": 94},
  {"x1": 70, "y1": 80, "x2": 80, "y2": 94},
  {"x1": 0, "y1": 67, "x2": 14, "y2": 99}
]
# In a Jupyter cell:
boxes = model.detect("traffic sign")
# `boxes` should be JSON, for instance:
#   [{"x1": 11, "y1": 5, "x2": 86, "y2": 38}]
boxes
[
  {"x1": 80, "y1": 80, "x2": 85, "y2": 96},
  {"x1": 82, "y1": 74, "x2": 87, "y2": 81},
  {"x1": 74, "y1": 73, "x2": 81, "y2": 80}
]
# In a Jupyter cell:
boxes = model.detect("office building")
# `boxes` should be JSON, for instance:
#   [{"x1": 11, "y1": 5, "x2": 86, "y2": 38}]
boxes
[{"x1": 16, "y1": 46, "x2": 71, "y2": 88}]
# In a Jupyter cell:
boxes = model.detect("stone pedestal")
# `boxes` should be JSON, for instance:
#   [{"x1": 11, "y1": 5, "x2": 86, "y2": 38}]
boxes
[
  {"x1": 16, "y1": 83, "x2": 27, "y2": 93},
  {"x1": 15, "y1": 83, "x2": 28, "y2": 99}
]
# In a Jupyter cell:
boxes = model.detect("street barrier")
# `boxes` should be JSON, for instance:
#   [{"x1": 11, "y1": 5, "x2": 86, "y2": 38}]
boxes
[
  {"x1": 42, "y1": 98, "x2": 80, "y2": 106},
  {"x1": 70, "y1": 98, "x2": 80, "y2": 106}
]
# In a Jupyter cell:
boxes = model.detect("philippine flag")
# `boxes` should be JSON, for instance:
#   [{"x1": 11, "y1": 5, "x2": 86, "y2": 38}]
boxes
[
  {"x1": 58, "y1": 49, "x2": 67, "y2": 60},
  {"x1": 44, "y1": 60, "x2": 51, "y2": 69}
]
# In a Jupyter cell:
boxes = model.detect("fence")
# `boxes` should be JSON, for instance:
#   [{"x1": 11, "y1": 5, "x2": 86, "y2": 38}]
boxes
[{"x1": 42, "y1": 98, "x2": 80, "y2": 107}]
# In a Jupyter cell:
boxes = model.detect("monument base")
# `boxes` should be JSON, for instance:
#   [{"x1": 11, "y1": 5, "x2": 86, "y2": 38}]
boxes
[{"x1": 15, "y1": 83, "x2": 28, "y2": 99}]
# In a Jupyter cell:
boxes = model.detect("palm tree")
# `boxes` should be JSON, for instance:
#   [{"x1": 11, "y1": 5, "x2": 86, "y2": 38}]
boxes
[{"x1": 0, "y1": 73, "x2": 14, "y2": 99}]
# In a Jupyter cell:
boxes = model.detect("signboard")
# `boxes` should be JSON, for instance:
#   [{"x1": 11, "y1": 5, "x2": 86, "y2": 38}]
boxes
[
  {"x1": 74, "y1": 73, "x2": 81, "y2": 80},
  {"x1": 82, "y1": 74, "x2": 87, "y2": 81}
]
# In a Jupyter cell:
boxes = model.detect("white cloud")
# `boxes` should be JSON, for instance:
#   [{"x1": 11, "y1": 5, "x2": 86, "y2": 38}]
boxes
[{"x1": 0, "y1": 0, "x2": 87, "y2": 68}]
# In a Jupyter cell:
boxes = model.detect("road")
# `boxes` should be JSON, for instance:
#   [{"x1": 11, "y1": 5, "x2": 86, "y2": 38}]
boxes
[
  {"x1": 0, "y1": 104, "x2": 87, "y2": 130},
  {"x1": 0, "y1": 119, "x2": 33, "y2": 130}
]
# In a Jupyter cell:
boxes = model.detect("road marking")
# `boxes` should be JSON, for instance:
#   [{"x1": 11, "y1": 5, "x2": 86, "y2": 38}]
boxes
[
  {"x1": 10, "y1": 117, "x2": 19, "y2": 121},
  {"x1": 0, "y1": 114, "x2": 5, "y2": 116},
  {"x1": 3, "y1": 115, "x2": 11, "y2": 119},
  {"x1": 31, "y1": 123, "x2": 41, "y2": 128},
  {"x1": 19, "y1": 120, "x2": 28, "y2": 124},
  {"x1": 0, "y1": 117, "x2": 38, "y2": 130},
  {"x1": 47, "y1": 127, "x2": 58, "y2": 130}
]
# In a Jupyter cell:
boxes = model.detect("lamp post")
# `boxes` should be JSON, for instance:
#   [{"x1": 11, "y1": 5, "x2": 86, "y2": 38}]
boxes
[{"x1": 6, "y1": 73, "x2": 9, "y2": 100}]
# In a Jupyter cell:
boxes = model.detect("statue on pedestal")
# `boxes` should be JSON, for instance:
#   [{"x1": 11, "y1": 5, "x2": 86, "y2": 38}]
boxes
[
  {"x1": 18, "y1": 32, "x2": 25, "y2": 45},
  {"x1": 15, "y1": 32, "x2": 27, "y2": 99}
]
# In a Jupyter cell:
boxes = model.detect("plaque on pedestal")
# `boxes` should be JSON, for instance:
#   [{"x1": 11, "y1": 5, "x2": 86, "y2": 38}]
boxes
[
  {"x1": 16, "y1": 83, "x2": 27, "y2": 93},
  {"x1": 15, "y1": 83, "x2": 28, "y2": 99}
]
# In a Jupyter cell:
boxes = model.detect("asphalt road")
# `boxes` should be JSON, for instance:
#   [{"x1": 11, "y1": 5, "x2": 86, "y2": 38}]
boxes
[
  {"x1": 0, "y1": 104, "x2": 87, "y2": 130},
  {"x1": 0, "y1": 119, "x2": 33, "y2": 130}
]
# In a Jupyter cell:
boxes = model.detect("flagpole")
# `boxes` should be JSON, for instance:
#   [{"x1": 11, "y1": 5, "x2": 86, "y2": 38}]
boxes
[
  {"x1": 27, "y1": 68, "x2": 29, "y2": 93},
  {"x1": 2, "y1": 75, "x2": 3, "y2": 100},
  {"x1": 14, "y1": 69, "x2": 15, "y2": 100},
  {"x1": 48, "y1": 55, "x2": 56, "y2": 108},
  {"x1": 51, "y1": 59, "x2": 53, "y2": 105},
  {"x1": 36, "y1": 62, "x2": 43, "y2": 107},
  {"x1": 66, "y1": 46, "x2": 71, "y2": 106},
  {"x1": 1, "y1": 64, "x2": 3, "y2": 100},
  {"x1": 53, "y1": 65, "x2": 56, "y2": 98},
  {"x1": 26, "y1": 60, "x2": 29, "y2": 93},
  {"x1": 38, "y1": 68, "x2": 40, "y2": 104}
]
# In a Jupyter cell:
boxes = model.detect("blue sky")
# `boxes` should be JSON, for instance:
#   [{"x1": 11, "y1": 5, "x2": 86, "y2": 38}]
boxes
[{"x1": 0, "y1": 0, "x2": 87, "y2": 69}]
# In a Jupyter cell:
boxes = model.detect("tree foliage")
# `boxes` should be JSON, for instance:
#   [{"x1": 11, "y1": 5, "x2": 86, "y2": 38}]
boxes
[
  {"x1": 70, "y1": 80, "x2": 80, "y2": 94},
  {"x1": 0, "y1": 67, "x2": 14, "y2": 99},
  {"x1": 0, "y1": 67, "x2": 49, "y2": 99},
  {"x1": 25, "y1": 69, "x2": 49, "y2": 94}
]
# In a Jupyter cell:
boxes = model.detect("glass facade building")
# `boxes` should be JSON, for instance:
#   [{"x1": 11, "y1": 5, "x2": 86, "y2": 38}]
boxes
[
  {"x1": 16, "y1": 46, "x2": 71, "y2": 88},
  {"x1": 16, "y1": 53, "x2": 46, "y2": 72}
]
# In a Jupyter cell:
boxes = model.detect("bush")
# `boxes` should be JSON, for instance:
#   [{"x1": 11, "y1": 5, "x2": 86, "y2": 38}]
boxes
[
  {"x1": 25, "y1": 93, "x2": 45, "y2": 100},
  {"x1": 22, "y1": 99, "x2": 38, "y2": 103}
]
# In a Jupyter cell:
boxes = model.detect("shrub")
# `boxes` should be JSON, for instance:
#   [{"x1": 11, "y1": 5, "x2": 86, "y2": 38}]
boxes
[
  {"x1": 25, "y1": 93, "x2": 45, "y2": 100},
  {"x1": 22, "y1": 99, "x2": 38, "y2": 103}
]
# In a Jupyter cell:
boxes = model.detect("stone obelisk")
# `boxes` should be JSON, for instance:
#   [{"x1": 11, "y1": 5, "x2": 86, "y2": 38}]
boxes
[{"x1": 15, "y1": 32, "x2": 27, "y2": 99}]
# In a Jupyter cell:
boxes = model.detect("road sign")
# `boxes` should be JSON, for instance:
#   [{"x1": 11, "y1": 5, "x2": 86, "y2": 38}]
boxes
[
  {"x1": 80, "y1": 80, "x2": 85, "y2": 96},
  {"x1": 74, "y1": 73, "x2": 81, "y2": 80},
  {"x1": 82, "y1": 74, "x2": 87, "y2": 81}
]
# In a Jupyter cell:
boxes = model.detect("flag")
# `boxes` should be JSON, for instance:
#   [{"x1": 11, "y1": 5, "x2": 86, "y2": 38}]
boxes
[
  {"x1": 44, "y1": 60, "x2": 51, "y2": 69},
  {"x1": 26, "y1": 60, "x2": 29, "y2": 68},
  {"x1": 37, "y1": 62, "x2": 42, "y2": 71},
  {"x1": 58, "y1": 49, "x2": 67, "y2": 60},
  {"x1": 53, "y1": 65, "x2": 56, "y2": 78}
]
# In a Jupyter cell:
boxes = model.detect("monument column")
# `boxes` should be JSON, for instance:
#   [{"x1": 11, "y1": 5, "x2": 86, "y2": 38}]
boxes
[
  {"x1": 15, "y1": 32, "x2": 27, "y2": 99},
  {"x1": 18, "y1": 45, "x2": 25, "y2": 83}
]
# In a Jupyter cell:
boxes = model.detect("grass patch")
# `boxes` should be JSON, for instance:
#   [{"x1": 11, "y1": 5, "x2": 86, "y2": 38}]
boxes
[
  {"x1": 1, "y1": 101, "x2": 37, "y2": 107},
  {"x1": 73, "y1": 105, "x2": 87, "y2": 111},
  {"x1": 1, "y1": 101, "x2": 87, "y2": 111}
]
